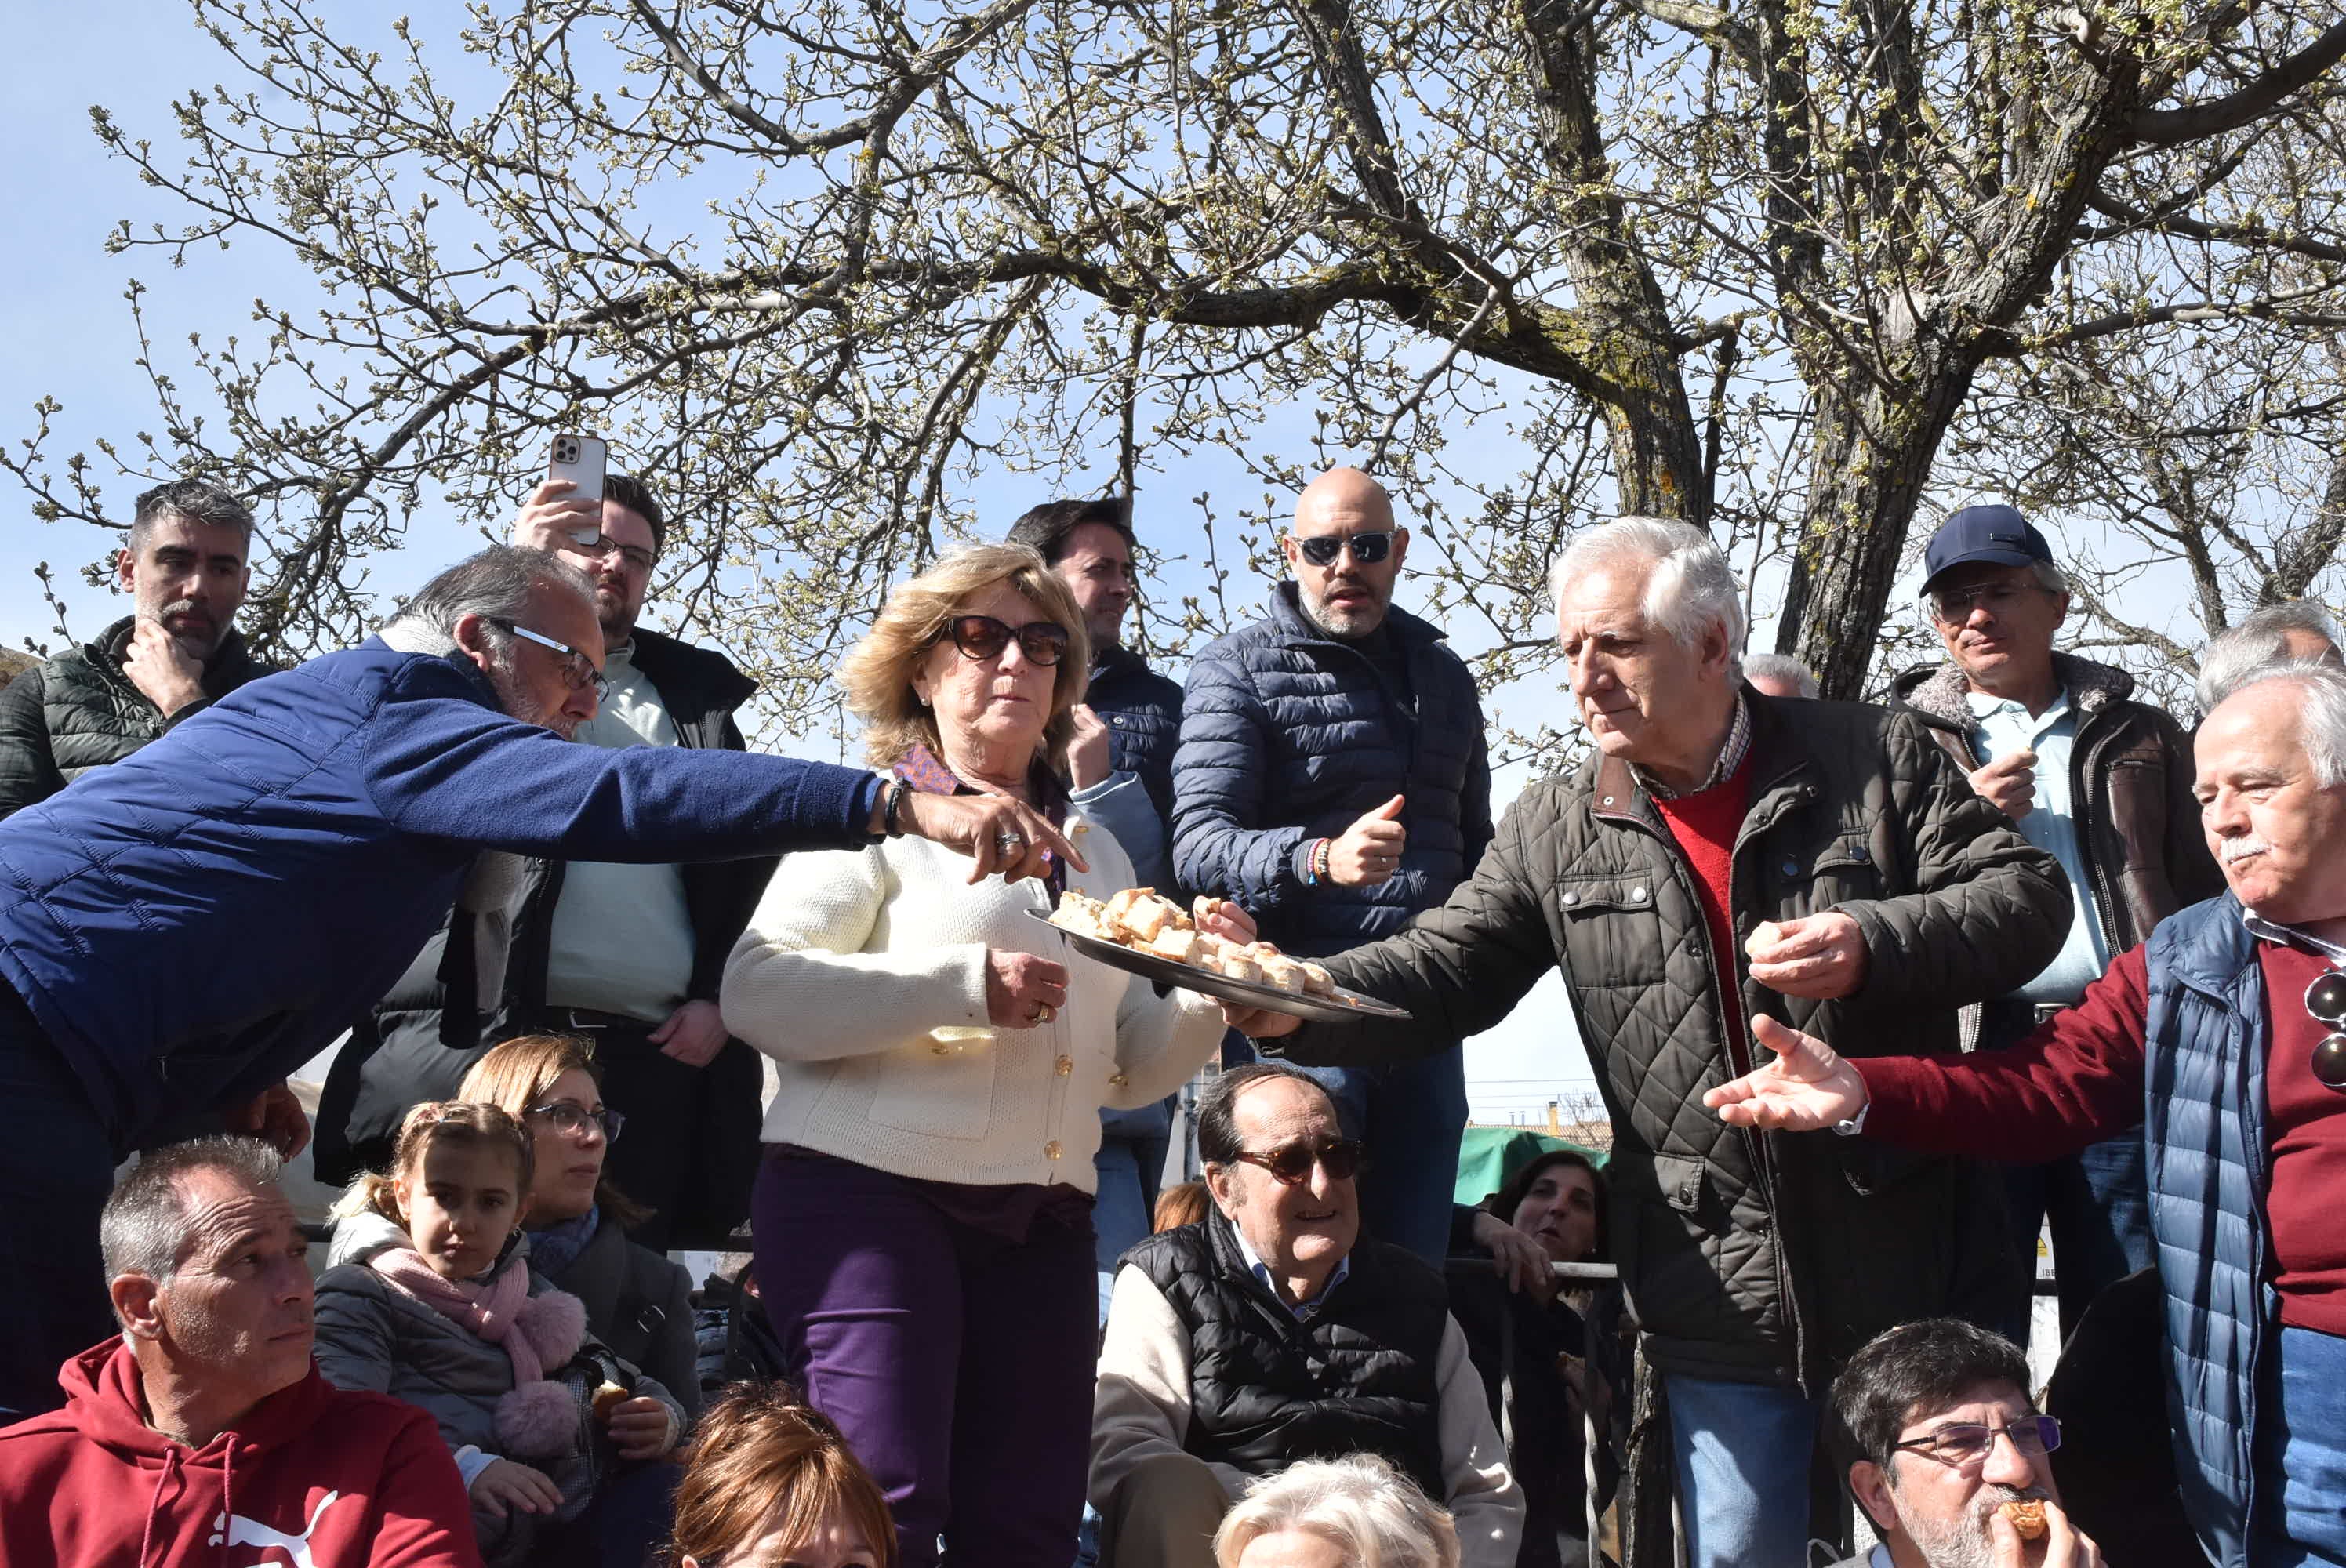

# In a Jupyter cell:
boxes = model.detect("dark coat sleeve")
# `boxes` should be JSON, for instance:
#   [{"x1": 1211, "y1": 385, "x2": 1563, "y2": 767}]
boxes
[
  {"x1": 1273, "y1": 790, "x2": 1561, "y2": 1068},
  {"x1": 0, "y1": 668, "x2": 63, "y2": 821},
  {"x1": 1832, "y1": 715, "x2": 2074, "y2": 1011},
  {"x1": 1172, "y1": 647, "x2": 1310, "y2": 909}
]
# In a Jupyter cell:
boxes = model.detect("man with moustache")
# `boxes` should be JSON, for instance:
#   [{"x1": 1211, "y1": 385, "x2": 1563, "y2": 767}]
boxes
[
  {"x1": 1825, "y1": 1319, "x2": 2101, "y2": 1568},
  {"x1": 0, "y1": 1137, "x2": 484, "y2": 1567},
  {"x1": 1174, "y1": 466, "x2": 1493, "y2": 1265},
  {"x1": 1705, "y1": 660, "x2": 2346, "y2": 1568},
  {"x1": 325, "y1": 471, "x2": 777, "y2": 1250},
  {"x1": 0, "y1": 478, "x2": 271, "y2": 818},
  {"x1": 0, "y1": 544, "x2": 1074, "y2": 1421}
]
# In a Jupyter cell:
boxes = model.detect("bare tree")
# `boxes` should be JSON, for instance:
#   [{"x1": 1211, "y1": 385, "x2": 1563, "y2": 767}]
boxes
[{"x1": 7, "y1": 0, "x2": 2343, "y2": 710}]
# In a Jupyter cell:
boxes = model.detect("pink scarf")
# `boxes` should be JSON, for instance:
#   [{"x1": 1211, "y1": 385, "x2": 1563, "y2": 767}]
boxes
[{"x1": 369, "y1": 1245, "x2": 588, "y2": 1458}]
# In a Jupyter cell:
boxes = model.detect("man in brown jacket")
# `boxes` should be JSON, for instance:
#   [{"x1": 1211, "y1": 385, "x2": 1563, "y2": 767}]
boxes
[
  {"x1": 1889, "y1": 504, "x2": 2221, "y2": 1345},
  {"x1": 1229, "y1": 516, "x2": 2070, "y2": 1568}
]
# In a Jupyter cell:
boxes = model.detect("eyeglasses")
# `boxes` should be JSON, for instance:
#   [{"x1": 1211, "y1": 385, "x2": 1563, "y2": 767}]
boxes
[
  {"x1": 1293, "y1": 531, "x2": 1395, "y2": 568},
  {"x1": 1927, "y1": 581, "x2": 2054, "y2": 625},
  {"x1": 1892, "y1": 1414, "x2": 2061, "y2": 1465},
  {"x1": 1229, "y1": 1137, "x2": 1363, "y2": 1186},
  {"x1": 561, "y1": 525, "x2": 657, "y2": 573},
  {"x1": 488, "y1": 619, "x2": 610, "y2": 703},
  {"x1": 2301, "y1": 971, "x2": 2346, "y2": 1091},
  {"x1": 943, "y1": 614, "x2": 1071, "y2": 667},
  {"x1": 525, "y1": 1101, "x2": 626, "y2": 1142}
]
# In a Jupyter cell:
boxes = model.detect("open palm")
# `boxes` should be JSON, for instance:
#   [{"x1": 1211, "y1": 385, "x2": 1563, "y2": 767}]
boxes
[{"x1": 1702, "y1": 1016, "x2": 1868, "y2": 1131}]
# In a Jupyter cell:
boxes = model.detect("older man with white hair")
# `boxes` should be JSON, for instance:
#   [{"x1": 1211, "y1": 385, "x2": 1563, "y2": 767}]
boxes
[
  {"x1": 2196, "y1": 600, "x2": 2343, "y2": 713},
  {"x1": 1708, "y1": 659, "x2": 2346, "y2": 1568},
  {"x1": 1231, "y1": 516, "x2": 2071, "y2": 1568}
]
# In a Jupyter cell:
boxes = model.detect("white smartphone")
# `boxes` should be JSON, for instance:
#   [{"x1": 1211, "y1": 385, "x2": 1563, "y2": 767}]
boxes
[{"x1": 548, "y1": 432, "x2": 608, "y2": 505}]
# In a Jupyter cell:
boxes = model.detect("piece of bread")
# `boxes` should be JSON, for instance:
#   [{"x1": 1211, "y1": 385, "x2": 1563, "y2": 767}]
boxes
[
  {"x1": 1142, "y1": 927, "x2": 1202, "y2": 964},
  {"x1": 1999, "y1": 1500, "x2": 2047, "y2": 1541},
  {"x1": 591, "y1": 1381, "x2": 630, "y2": 1421},
  {"x1": 1257, "y1": 954, "x2": 1309, "y2": 994},
  {"x1": 1299, "y1": 961, "x2": 1336, "y2": 996}
]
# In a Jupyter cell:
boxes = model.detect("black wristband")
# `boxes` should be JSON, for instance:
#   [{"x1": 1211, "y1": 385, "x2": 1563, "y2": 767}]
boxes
[{"x1": 883, "y1": 779, "x2": 908, "y2": 837}]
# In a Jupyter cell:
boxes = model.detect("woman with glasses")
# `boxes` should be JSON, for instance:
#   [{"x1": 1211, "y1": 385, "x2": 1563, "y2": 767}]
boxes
[
  {"x1": 459, "y1": 1033, "x2": 700, "y2": 1420},
  {"x1": 719, "y1": 543, "x2": 1234, "y2": 1568}
]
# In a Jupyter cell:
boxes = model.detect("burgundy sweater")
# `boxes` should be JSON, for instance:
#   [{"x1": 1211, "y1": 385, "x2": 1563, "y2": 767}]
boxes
[{"x1": 1859, "y1": 939, "x2": 2346, "y2": 1335}]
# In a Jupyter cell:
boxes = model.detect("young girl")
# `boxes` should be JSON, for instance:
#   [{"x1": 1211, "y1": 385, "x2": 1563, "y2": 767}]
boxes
[{"x1": 315, "y1": 1101, "x2": 687, "y2": 1567}]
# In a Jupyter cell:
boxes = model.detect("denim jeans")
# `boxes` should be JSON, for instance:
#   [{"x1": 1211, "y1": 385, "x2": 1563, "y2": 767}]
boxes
[
  {"x1": 1662, "y1": 1372, "x2": 1823, "y2": 1568},
  {"x1": 1978, "y1": 1000, "x2": 2153, "y2": 1344},
  {"x1": 1288, "y1": 1044, "x2": 1467, "y2": 1266},
  {"x1": 2253, "y1": 1324, "x2": 2346, "y2": 1567},
  {"x1": 0, "y1": 986, "x2": 119, "y2": 1421},
  {"x1": 1093, "y1": 1113, "x2": 1171, "y2": 1323}
]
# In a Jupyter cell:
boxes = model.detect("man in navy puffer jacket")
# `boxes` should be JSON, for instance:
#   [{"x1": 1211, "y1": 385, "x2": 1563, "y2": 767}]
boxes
[
  {"x1": 0, "y1": 545, "x2": 1071, "y2": 1421},
  {"x1": 1174, "y1": 468, "x2": 1491, "y2": 1262}
]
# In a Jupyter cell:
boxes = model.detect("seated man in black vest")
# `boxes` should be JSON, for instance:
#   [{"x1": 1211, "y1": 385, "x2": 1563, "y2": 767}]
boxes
[{"x1": 1090, "y1": 1062, "x2": 1522, "y2": 1568}]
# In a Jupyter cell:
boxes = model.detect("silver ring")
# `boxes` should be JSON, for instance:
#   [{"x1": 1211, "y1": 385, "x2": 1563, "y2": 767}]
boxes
[
  {"x1": 1034, "y1": 1002, "x2": 1057, "y2": 1023},
  {"x1": 995, "y1": 832, "x2": 1026, "y2": 855}
]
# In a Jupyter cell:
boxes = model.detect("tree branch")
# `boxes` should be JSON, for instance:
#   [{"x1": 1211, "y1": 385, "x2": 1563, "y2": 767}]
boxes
[{"x1": 2130, "y1": 17, "x2": 2346, "y2": 147}]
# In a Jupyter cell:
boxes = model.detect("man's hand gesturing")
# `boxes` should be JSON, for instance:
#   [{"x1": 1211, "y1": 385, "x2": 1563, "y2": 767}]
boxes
[
  {"x1": 895, "y1": 789, "x2": 1088, "y2": 884},
  {"x1": 1746, "y1": 912, "x2": 1868, "y2": 999}
]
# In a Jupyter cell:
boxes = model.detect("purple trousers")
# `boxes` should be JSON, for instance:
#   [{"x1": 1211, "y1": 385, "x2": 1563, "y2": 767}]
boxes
[{"x1": 753, "y1": 1151, "x2": 1099, "y2": 1568}]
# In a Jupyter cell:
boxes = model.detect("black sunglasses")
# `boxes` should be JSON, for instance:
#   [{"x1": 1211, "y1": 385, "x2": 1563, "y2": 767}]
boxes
[
  {"x1": 1293, "y1": 531, "x2": 1395, "y2": 568},
  {"x1": 1230, "y1": 1137, "x2": 1364, "y2": 1186},
  {"x1": 1892, "y1": 1414, "x2": 2061, "y2": 1465},
  {"x1": 2301, "y1": 971, "x2": 2346, "y2": 1091},
  {"x1": 943, "y1": 614, "x2": 1070, "y2": 667}
]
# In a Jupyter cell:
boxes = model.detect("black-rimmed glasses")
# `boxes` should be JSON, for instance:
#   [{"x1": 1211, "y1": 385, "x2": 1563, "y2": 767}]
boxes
[
  {"x1": 2301, "y1": 971, "x2": 2346, "y2": 1091},
  {"x1": 1293, "y1": 531, "x2": 1395, "y2": 568},
  {"x1": 1229, "y1": 1137, "x2": 1363, "y2": 1186},
  {"x1": 526, "y1": 1101, "x2": 626, "y2": 1142},
  {"x1": 944, "y1": 614, "x2": 1071, "y2": 667},
  {"x1": 1893, "y1": 1414, "x2": 2061, "y2": 1466},
  {"x1": 561, "y1": 525, "x2": 658, "y2": 573},
  {"x1": 488, "y1": 619, "x2": 610, "y2": 702}
]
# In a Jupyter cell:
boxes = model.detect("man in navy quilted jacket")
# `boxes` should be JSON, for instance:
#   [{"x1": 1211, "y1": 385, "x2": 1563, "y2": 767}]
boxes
[
  {"x1": 0, "y1": 544, "x2": 1072, "y2": 1421},
  {"x1": 1173, "y1": 466, "x2": 1492, "y2": 1264}
]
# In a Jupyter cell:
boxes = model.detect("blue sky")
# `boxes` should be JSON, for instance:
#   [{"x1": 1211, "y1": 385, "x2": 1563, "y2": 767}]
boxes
[{"x1": 0, "y1": 1, "x2": 1611, "y2": 1112}]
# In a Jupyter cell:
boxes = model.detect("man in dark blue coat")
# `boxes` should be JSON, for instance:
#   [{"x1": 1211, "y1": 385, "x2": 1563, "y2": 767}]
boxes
[
  {"x1": 1174, "y1": 467, "x2": 1492, "y2": 1263},
  {"x1": 1008, "y1": 496, "x2": 1189, "y2": 1313},
  {"x1": 0, "y1": 544, "x2": 1073, "y2": 1420}
]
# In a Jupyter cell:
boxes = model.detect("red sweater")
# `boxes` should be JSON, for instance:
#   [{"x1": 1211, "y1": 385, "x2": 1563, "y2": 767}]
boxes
[
  {"x1": 1861, "y1": 941, "x2": 2346, "y2": 1335},
  {"x1": 0, "y1": 1339, "x2": 483, "y2": 1568},
  {"x1": 1652, "y1": 757, "x2": 1754, "y2": 1074}
]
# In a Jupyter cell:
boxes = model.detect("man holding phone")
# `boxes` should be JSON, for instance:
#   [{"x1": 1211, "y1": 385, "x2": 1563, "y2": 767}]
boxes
[
  {"x1": 1890, "y1": 504, "x2": 2218, "y2": 1345},
  {"x1": 326, "y1": 456, "x2": 777, "y2": 1250}
]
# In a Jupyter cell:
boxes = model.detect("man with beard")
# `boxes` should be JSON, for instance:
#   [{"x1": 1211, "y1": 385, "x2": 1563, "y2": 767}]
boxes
[
  {"x1": 1175, "y1": 467, "x2": 1493, "y2": 1265},
  {"x1": 1828, "y1": 1319, "x2": 2101, "y2": 1568},
  {"x1": 323, "y1": 472, "x2": 778, "y2": 1250},
  {"x1": 0, "y1": 545, "x2": 1076, "y2": 1421},
  {"x1": 0, "y1": 478, "x2": 272, "y2": 818}
]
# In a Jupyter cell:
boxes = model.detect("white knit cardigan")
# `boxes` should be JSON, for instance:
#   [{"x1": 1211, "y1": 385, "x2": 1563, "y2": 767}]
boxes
[{"x1": 719, "y1": 805, "x2": 1226, "y2": 1192}]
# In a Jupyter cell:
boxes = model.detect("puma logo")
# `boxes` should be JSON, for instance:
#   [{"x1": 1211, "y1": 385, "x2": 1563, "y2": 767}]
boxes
[{"x1": 206, "y1": 1490, "x2": 343, "y2": 1568}]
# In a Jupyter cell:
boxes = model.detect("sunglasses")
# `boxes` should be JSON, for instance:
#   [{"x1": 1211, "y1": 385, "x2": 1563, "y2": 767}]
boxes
[
  {"x1": 488, "y1": 619, "x2": 610, "y2": 702},
  {"x1": 1892, "y1": 1414, "x2": 2061, "y2": 1465},
  {"x1": 2301, "y1": 971, "x2": 2346, "y2": 1091},
  {"x1": 1229, "y1": 1137, "x2": 1364, "y2": 1185},
  {"x1": 1292, "y1": 531, "x2": 1395, "y2": 568},
  {"x1": 1927, "y1": 580, "x2": 2057, "y2": 625},
  {"x1": 943, "y1": 614, "x2": 1070, "y2": 667},
  {"x1": 525, "y1": 1101, "x2": 626, "y2": 1142}
]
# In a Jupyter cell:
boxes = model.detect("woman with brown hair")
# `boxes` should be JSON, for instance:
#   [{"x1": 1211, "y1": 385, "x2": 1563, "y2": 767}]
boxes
[
  {"x1": 462, "y1": 1033, "x2": 699, "y2": 1417},
  {"x1": 668, "y1": 1384, "x2": 895, "y2": 1568},
  {"x1": 719, "y1": 543, "x2": 1237, "y2": 1566}
]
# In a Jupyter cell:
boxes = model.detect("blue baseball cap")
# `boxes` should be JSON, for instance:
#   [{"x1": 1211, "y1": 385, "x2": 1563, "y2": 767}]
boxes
[{"x1": 1921, "y1": 504, "x2": 2054, "y2": 590}]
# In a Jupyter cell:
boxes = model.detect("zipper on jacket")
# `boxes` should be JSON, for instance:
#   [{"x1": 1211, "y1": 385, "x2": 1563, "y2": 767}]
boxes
[{"x1": 2071, "y1": 707, "x2": 2130, "y2": 957}]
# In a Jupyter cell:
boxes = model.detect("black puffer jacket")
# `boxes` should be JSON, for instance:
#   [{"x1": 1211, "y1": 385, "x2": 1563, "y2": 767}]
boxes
[
  {"x1": 1275, "y1": 692, "x2": 2071, "y2": 1388},
  {"x1": 0, "y1": 615, "x2": 270, "y2": 819},
  {"x1": 1124, "y1": 1210, "x2": 1451, "y2": 1497},
  {"x1": 1088, "y1": 643, "x2": 1185, "y2": 826},
  {"x1": 1890, "y1": 652, "x2": 2221, "y2": 956},
  {"x1": 314, "y1": 628, "x2": 774, "y2": 1181}
]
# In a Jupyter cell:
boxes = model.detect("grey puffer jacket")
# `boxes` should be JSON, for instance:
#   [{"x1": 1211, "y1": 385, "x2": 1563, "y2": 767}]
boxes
[
  {"x1": 0, "y1": 615, "x2": 270, "y2": 819},
  {"x1": 1274, "y1": 692, "x2": 2071, "y2": 1388},
  {"x1": 314, "y1": 1210, "x2": 685, "y2": 1566}
]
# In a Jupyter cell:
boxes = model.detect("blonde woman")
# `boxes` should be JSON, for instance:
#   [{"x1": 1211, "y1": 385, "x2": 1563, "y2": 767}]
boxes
[{"x1": 720, "y1": 544, "x2": 1235, "y2": 1567}]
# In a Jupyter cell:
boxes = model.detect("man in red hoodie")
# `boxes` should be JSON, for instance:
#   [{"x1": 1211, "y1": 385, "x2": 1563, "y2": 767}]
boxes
[{"x1": 0, "y1": 1136, "x2": 481, "y2": 1567}]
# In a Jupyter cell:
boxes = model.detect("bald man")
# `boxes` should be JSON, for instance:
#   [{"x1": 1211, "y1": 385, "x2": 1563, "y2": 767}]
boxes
[{"x1": 1172, "y1": 467, "x2": 1492, "y2": 1263}]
